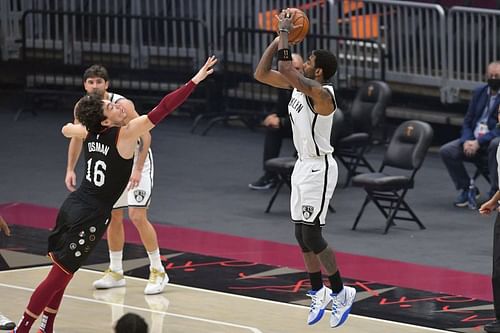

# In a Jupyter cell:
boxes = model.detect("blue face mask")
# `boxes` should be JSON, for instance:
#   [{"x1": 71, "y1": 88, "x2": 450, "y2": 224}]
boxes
[{"x1": 488, "y1": 78, "x2": 500, "y2": 91}]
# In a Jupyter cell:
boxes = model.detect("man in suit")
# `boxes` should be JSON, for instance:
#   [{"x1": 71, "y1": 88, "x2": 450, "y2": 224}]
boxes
[{"x1": 440, "y1": 61, "x2": 500, "y2": 207}]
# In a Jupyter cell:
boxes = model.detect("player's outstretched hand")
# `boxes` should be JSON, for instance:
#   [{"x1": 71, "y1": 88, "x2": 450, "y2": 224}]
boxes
[
  {"x1": 192, "y1": 56, "x2": 217, "y2": 84},
  {"x1": 0, "y1": 216, "x2": 11, "y2": 236}
]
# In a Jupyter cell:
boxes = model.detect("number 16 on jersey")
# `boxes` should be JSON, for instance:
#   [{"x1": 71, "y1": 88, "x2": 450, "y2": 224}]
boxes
[{"x1": 86, "y1": 158, "x2": 107, "y2": 187}]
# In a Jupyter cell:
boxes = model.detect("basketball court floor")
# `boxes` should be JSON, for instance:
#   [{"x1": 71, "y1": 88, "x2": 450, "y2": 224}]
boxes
[
  {"x1": 1, "y1": 266, "x2": 452, "y2": 333},
  {"x1": 0, "y1": 203, "x2": 494, "y2": 332}
]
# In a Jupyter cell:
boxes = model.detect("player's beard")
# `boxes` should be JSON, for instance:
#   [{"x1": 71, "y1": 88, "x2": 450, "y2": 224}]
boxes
[
  {"x1": 303, "y1": 68, "x2": 315, "y2": 80},
  {"x1": 92, "y1": 89, "x2": 106, "y2": 99}
]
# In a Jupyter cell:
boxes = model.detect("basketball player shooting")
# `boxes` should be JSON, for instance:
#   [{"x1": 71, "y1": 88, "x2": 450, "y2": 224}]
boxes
[{"x1": 254, "y1": 8, "x2": 356, "y2": 328}]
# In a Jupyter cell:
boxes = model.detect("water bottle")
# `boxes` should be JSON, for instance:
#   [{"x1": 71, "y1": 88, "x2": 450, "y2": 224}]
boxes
[{"x1": 467, "y1": 178, "x2": 477, "y2": 210}]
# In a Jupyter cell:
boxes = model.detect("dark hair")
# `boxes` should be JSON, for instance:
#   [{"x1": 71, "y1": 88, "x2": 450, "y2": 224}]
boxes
[
  {"x1": 312, "y1": 49, "x2": 337, "y2": 81},
  {"x1": 75, "y1": 93, "x2": 106, "y2": 133},
  {"x1": 115, "y1": 313, "x2": 148, "y2": 333},
  {"x1": 83, "y1": 64, "x2": 109, "y2": 82}
]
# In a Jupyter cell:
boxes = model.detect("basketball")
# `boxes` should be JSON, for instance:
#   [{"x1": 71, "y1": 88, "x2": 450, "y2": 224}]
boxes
[{"x1": 272, "y1": 8, "x2": 309, "y2": 44}]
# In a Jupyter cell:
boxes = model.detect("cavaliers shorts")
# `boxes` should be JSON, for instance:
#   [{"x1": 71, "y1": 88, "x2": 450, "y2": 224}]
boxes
[
  {"x1": 48, "y1": 193, "x2": 112, "y2": 273},
  {"x1": 290, "y1": 154, "x2": 338, "y2": 226},
  {"x1": 113, "y1": 148, "x2": 154, "y2": 209}
]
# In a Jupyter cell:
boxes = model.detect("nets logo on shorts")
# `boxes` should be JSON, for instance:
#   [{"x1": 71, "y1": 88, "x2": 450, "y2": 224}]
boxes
[
  {"x1": 134, "y1": 190, "x2": 146, "y2": 202},
  {"x1": 302, "y1": 205, "x2": 314, "y2": 219}
]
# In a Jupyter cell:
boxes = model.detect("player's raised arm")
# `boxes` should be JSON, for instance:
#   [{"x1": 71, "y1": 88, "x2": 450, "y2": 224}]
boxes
[
  {"x1": 254, "y1": 37, "x2": 295, "y2": 89},
  {"x1": 276, "y1": 9, "x2": 335, "y2": 116},
  {"x1": 123, "y1": 56, "x2": 217, "y2": 141}
]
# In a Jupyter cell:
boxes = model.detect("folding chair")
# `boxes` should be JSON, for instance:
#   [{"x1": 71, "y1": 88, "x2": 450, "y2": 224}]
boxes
[
  {"x1": 351, "y1": 120, "x2": 434, "y2": 234},
  {"x1": 336, "y1": 80, "x2": 391, "y2": 186}
]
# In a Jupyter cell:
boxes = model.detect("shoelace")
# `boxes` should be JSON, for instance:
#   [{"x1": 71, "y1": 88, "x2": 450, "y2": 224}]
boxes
[
  {"x1": 149, "y1": 270, "x2": 164, "y2": 283},
  {"x1": 307, "y1": 291, "x2": 322, "y2": 311},
  {"x1": 103, "y1": 269, "x2": 122, "y2": 280},
  {"x1": 331, "y1": 293, "x2": 345, "y2": 315}
]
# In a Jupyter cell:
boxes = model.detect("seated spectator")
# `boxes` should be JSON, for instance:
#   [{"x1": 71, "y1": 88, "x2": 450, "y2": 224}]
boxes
[
  {"x1": 440, "y1": 61, "x2": 500, "y2": 207},
  {"x1": 115, "y1": 313, "x2": 148, "y2": 333},
  {"x1": 249, "y1": 53, "x2": 304, "y2": 190}
]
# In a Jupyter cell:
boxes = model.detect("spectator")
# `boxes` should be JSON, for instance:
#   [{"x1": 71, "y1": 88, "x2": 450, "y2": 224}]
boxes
[
  {"x1": 114, "y1": 313, "x2": 148, "y2": 333},
  {"x1": 440, "y1": 61, "x2": 500, "y2": 207},
  {"x1": 249, "y1": 53, "x2": 304, "y2": 190}
]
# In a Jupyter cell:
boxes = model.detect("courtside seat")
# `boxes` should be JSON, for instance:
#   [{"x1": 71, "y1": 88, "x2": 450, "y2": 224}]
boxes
[{"x1": 351, "y1": 120, "x2": 433, "y2": 234}]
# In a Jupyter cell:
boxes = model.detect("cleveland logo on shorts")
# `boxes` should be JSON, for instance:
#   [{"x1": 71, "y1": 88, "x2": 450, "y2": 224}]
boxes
[
  {"x1": 302, "y1": 205, "x2": 314, "y2": 219},
  {"x1": 134, "y1": 190, "x2": 146, "y2": 202}
]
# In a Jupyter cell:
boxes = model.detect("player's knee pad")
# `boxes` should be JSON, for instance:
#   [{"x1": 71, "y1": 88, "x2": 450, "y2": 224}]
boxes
[
  {"x1": 294, "y1": 224, "x2": 311, "y2": 253},
  {"x1": 301, "y1": 223, "x2": 328, "y2": 254}
]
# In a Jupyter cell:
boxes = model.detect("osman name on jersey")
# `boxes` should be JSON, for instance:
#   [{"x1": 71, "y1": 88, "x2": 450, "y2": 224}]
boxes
[{"x1": 87, "y1": 142, "x2": 110, "y2": 156}]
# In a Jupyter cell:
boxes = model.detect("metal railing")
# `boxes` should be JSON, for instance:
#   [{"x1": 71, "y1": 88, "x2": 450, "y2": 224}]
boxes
[
  {"x1": 334, "y1": 0, "x2": 446, "y2": 92},
  {"x1": 2, "y1": 0, "x2": 500, "y2": 104},
  {"x1": 191, "y1": 26, "x2": 385, "y2": 135},
  {"x1": 20, "y1": 10, "x2": 208, "y2": 97},
  {"x1": 445, "y1": 6, "x2": 500, "y2": 102}
]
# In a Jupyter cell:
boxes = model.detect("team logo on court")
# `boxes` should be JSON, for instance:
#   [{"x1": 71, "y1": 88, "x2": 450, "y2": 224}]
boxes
[
  {"x1": 302, "y1": 205, "x2": 314, "y2": 219},
  {"x1": 134, "y1": 190, "x2": 146, "y2": 202},
  {"x1": 69, "y1": 243, "x2": 77, "y2": 250}
]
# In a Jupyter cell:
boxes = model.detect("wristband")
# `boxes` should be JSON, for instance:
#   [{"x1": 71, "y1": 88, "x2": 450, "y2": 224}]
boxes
[{"x1": 277, "y1": 48, "x2": 292, "y2": 61}]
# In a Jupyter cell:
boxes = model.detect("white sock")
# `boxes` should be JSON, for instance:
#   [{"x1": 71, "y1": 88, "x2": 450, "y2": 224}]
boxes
[
  {"x1": 147, "y1": 248, "x2": 164, "y2": 271},
  {"x1": 109, "y1": 250, "x2": 123, "y2": 273}
]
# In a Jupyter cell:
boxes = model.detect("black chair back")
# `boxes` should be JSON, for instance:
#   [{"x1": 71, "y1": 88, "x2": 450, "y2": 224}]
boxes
[
  {"x1": 383, "y1": 120, "x2": 434, "y2": 171},
  {"x1": 350, "y1": 80, "x2": 391, "y2": 134},
  {"x1": 331, "y1": 108, "x2": 345, "y2": 147}
]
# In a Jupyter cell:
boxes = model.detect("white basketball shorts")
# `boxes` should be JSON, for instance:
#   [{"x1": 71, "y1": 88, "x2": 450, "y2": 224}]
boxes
[
  {"x1": 113, "y1": 148, "x2": 154, "y2": 209},
  {"x1": 290, "y1": 154, "x2": 338, "y2": 226}
]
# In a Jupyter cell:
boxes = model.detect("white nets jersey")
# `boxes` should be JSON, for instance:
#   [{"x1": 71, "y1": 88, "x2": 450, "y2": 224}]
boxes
[
  {"x1": 106, "y1": 91, "x2": 155, "y2": 209},
  {"x1": 288, "y1": 85, "x2": 337, "y2": 159},
  {"x1": 108, "y1": 91, "x2": 125, "y2": 103},
  {"x1": 289, "y1": 84, "x2": 338, "y2": 225}
]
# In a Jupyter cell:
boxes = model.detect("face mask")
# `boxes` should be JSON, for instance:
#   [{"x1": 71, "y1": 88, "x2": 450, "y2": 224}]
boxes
[{"x1": 488, "y1": 78, "x2": 500, "y2": 91}]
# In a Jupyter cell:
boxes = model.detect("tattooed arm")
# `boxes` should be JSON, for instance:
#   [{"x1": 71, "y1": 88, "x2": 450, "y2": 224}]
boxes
[{"x1": 277, "y1": 10, "x2": 335, "y2": 116}]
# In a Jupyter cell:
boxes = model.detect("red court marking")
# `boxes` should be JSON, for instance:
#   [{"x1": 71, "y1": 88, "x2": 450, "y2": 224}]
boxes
[{"x1": 0, "y1": 202, "x2": 492, "y2": 301}]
